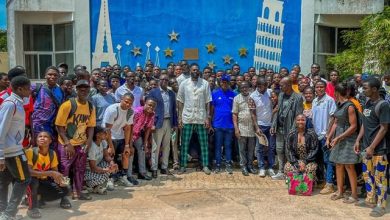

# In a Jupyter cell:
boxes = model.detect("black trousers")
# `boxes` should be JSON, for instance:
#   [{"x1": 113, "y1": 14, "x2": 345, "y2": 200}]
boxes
[{"x1": 27, "y1": 177, "x2": 69, "y2": 209}]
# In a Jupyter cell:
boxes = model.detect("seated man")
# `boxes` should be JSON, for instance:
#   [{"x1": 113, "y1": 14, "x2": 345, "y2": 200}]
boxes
[{"x1": 26, "y1": 131, "x2": 71, "y2": 219}]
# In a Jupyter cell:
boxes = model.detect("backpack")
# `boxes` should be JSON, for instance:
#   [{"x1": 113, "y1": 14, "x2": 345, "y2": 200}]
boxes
[
  {"x1": 114, "y1": 106, "x2": 133, "y2": 122},
  {"x1": 31, "y1": 147, "x2": 55, "y2": 167},
  {"x1": 65, "y1": 97, "x2": 94, "y2": 139},
  {"x1": 32, "y1": 83, "x2": 61, "y2": 107}
]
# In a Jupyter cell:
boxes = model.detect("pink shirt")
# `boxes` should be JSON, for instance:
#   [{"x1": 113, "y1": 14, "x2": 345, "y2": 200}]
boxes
[
  {"x1": 325, "y1": 82, "x2": 335, "y2": 99},
  {"x1": 132, "y1": 106, "x2": 155, "y2": 141}
]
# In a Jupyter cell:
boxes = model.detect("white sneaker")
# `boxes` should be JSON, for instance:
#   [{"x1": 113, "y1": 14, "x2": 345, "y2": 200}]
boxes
[
  {"x1": 118, "y1": 175, "x2": 133, "y2": 187},
  {"x1": 259, "y1": 169, "x2": 266, "y2": 177},
  {"x1": 271, "y1": 172, "x2": 285, "y2": 180},
  {"x1": 107, "y1": 178, "x2": 115, "y2": 191},
  {"x1": 267, "y1": 169, "x2": 275, "y2": 177}
]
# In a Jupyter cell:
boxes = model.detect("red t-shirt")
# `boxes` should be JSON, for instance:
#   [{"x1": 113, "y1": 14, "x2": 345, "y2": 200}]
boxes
[{"x1": 325, "y1": 82, "x2": 335, "y2": 99}]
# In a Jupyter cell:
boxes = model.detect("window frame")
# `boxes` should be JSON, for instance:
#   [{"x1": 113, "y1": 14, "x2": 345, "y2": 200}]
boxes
[{"x1": 22, "y1": 22, "x2": 75, "y2": 80}]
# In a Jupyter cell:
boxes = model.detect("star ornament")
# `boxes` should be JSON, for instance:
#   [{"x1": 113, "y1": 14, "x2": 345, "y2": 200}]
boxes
[
  {"x1": 239, "y1": 47, "x2": 248, "y2": 57},
  {"x1": 131, "y1": 46, "x2": 142, "y2": 57},
  {"x1": 223, "y1": 55, "x2": 233, "y2": 64},
  {"x1": 164, "y1": 47, "x2": 174, "y2": 57},
  {"x1": 207, "y1": 61, "x2": 216, "y2": 69},
  {"x1": 205, "y1": 43, "x2": 216, "y2": 53},
  {"x1": 168, "y1": 30, "x2": 180, "y2": 42}
]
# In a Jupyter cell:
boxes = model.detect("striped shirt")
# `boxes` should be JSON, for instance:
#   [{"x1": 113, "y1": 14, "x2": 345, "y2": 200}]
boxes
[{"x1": 232, "y1": 94, "x2": 255, "y2": 137}]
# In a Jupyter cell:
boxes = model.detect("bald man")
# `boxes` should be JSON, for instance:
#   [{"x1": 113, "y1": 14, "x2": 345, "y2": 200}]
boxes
[{"x1": 271, "y1": 77, "x2": 303, "y2": 180}]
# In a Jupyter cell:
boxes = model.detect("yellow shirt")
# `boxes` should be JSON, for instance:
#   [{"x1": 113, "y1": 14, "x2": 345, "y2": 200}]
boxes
[
  {"x1": 55, "y1": 99, "x2": 96, "y2": 145},
  {"x1": 292, "y1": 84, "x2": 300, "y2": 93},
  {"x1": 26, "y1": 148, "x2": 59, "y2": 179},
  {"x1": 303, "y1": 102, "x2": 312, "y2": 110}
]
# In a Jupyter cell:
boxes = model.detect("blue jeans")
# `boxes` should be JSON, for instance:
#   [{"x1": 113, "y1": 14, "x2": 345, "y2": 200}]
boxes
[
  {"x1": 320, "y1": 139, "x2": 334, "y2": 184},
  {"x1": 214, "y1": 128, "x2": 234, "y2": 166},
  {"x1": 256, "y1": 125, "x2": 274, "y2": 169}
]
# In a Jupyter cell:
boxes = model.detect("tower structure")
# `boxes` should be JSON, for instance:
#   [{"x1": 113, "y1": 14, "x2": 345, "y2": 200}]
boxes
[
  {"x1": 92, "y1": 0, "x2": 116, "y2": 68},
  {"x1": 254, "y1": 0, "x2": 284, "y2": 73}
]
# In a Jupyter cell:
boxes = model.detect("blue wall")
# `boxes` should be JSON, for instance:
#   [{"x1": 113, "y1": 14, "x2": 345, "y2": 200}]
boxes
[
  {"x1": 90, "y1": 0, "x2": 301, "y2": 71},
  {"x1": 0, "y1": 0, "x2": 6, "y2": 29}
]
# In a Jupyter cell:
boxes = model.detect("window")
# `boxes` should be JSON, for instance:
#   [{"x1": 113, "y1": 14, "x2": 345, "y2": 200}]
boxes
[
  {"x1": 23, "y1": 23, "x2": 74, "y2": 79},
  {"x1": 264, "y1": 7, "x2": 270, "y2": 19},
  {"x1": 313, "y1": 25, "x2": 357, "y2": 74},
  {"x1": 275, "y1": 12, "x2": 280, "y2": 22}
]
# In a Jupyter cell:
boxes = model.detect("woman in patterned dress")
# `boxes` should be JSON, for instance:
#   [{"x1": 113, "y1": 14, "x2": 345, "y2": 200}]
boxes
[{"x1": 284, "y1": 114, "x2": 319, "y2": 180}]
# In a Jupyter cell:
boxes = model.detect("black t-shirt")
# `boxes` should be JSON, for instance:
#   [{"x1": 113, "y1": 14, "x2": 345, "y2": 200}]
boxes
[{"x1": 362, "y1": 99, "x2": 390, "y2": 155}]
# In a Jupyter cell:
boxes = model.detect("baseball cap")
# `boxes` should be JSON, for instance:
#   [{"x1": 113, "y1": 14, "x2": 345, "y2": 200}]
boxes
[{"x1": 76, "y1": 80, "x2": 90, "y2": 88}]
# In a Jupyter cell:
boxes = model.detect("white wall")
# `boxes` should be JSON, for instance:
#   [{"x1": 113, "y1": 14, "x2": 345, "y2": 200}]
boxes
[{"x1": 7, "y1": 0, "x2": 91, "y2": 70}]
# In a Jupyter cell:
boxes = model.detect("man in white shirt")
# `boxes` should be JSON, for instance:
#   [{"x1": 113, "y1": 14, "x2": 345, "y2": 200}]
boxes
[
  {"x1": 177, "y1": 63, "x2": 212, "y2": 175},
  {"x1": 249, "y1": 77, "x2": 274, "y2": 177},
  {"x1": 312, "y1": 80, "x2": 337, "y2": 194},
  {"x1": 115, "y1": 71, "x2": 144, "y2": 108},
  {"x1": 103, "y1": 93, "x2": 137, "y2": 187}
]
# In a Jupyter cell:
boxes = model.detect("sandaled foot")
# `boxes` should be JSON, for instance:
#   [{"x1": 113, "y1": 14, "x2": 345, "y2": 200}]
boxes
[
  {"x1": 330, "y1": 192, "x2": 344, "y2": 200},
  {"x1": 60, "y1": 197, "x2": 72, "y2": 209},
  {"x1": 343, "y1": 196, "x2": 358, "y2": 204},
  {"x1": 370, "y1": 207, "x2": 385, "y2": 217},
  {"x1": 78, "y1": 192, "x2": 92, "y2": 200},
  {"x1": 27, "y1": 208, "x2": 42, "y2": 219}
]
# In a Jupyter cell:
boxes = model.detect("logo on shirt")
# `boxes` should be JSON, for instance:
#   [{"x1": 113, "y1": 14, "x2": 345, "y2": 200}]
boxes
[{"x1": 363, "y1": 109, "x2": 371, "y2": 117}]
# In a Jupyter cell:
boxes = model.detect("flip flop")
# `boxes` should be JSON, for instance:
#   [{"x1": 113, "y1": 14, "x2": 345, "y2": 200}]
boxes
[
  {"x1": 330, "y1": 192, "x2": 344, "y2": 200},
  {"x1": 343, "y1": 196, "x2": 358, "y2": 204},
  {"x1": 27, "y1": 208, "x2": 42, "y2": 219},
  {"x1": 60, "y1": 197, "x2": 72, "y2": 209}
]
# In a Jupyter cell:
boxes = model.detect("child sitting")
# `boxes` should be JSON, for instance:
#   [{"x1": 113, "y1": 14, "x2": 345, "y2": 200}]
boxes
[
  {"x1": 26, "y1": 131, "x2": 71, "y2": 219},
  {"x1": 84, "y1": 126, "x2": 118, "y2": 194}
]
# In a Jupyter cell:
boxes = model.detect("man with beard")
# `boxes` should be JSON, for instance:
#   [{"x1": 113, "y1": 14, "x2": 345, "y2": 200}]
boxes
[{"x1": 177, "y1": 63, "x2": 212, "y2": 175}]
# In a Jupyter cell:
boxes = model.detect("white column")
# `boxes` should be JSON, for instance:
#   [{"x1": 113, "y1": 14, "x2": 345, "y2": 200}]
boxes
[{"x1": 299, "y1": 0, "x2": 315, "y2": 75}]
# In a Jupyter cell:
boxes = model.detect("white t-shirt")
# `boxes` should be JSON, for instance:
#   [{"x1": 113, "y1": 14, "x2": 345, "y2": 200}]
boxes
[
  {"x1": 87, "y1": 140, "x2": 107, "y2": 169},
  {"x1": 102, "y1": 103, "x2": 134, "y2": 140}
]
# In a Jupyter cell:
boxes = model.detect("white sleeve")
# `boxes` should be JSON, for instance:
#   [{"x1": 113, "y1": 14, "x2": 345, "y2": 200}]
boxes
[{"x1": 102, "y1": 105, "x2": 116, "y2": 127}]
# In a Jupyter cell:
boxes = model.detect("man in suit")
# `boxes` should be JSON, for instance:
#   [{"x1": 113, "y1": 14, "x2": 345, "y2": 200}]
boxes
[{"x1": 148, "y1": 73, "x2": 178, "y2": 178}]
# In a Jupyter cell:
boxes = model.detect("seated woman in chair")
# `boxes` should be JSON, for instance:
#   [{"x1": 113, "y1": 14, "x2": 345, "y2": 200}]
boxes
[{"x1": 284, "y1": 114, "x2": 319, "y2": 180}]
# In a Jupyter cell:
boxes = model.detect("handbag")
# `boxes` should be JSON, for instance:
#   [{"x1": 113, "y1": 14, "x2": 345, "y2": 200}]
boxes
[{"x1": 286, "y1": 172, "x2": 314, "y2": 196}]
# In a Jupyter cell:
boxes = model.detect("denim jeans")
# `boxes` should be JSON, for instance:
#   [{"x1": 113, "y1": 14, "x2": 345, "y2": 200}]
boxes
[
  {"x1": 320, "y1": 139, "x2": 334, "y2": 184},
  {"x1": 214, "y1": 128, "x2": 234, "y2": 166},
  {"x1": 256, "y1": 125, "x2": 274, "y2": 169}
]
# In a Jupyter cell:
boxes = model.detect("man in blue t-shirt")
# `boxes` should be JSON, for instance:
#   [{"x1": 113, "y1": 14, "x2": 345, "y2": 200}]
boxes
[{"x1": 211, "y1": 74, "x2": 236, "y2": 174}]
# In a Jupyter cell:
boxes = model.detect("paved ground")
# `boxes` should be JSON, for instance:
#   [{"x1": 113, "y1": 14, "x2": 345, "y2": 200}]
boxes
[{"x1": 17, "y1": 169, "x2": 389, "y2": 220}]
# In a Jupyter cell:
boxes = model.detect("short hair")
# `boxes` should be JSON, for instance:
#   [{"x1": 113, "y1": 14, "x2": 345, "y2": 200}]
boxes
[
  {"x1": 315, "y1": 80, "x2": 327, "y2": 87},
  {"x1": 45, "y1": 66, "x2": 59, "y2": 74},
  {"x1": 122, "y1": 92, "x2": 134, "y2": 100},
  {"x1": 0, "y1": 72, "x2": 7, "y2": 79},
  {"x1": 8, "y1": 67, "x2": 26, "y2": 81},
  {"x1": 364, "y1": 77, "x2": 381, "y2": 90},
  {"x1": 93, "y1": 126, "x2": 107, "y2": 142},
  {"x1": 58, "y1": 75, "x2": 73, "y2": 85},
  {"x1": 190, "y1": 63, "x2": 199, "y2": 69},
  {"x1": 335, "y1": 82, "x2": 348, "y2": 97},
  {"x1": 109, "y1": 74, "x2": 120, "y2": 81},
  {"x1": 303, "y1": 86, "x2": 315, "y2": 94},
  {"x1": 256, "y1": 77, "x2": 267, "y2": 86},
  {"x1": 145, "y1": 96, "x2": 157, "y2": 103},
  {"x1": 11, "y1": 76, "x2": 31, "y2": 90},
  {"x1": 346, "y1": 81, "x2": 357, "y2": 97}
]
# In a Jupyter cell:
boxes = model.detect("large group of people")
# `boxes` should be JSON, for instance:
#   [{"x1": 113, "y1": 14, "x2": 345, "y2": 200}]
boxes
[{"x1": 0, "y1": 60, "x2": 389, "y2": 219}]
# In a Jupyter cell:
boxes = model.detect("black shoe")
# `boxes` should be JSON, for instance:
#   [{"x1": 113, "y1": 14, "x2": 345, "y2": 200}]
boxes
[
  {"x1": 127, "y1": 176, "x2": 139, "y2": 185},
  {"x1": 178, "y1": 167, "x2": 186, "y2": 175},
  {"x1": 241, "y1": 168, "x2": 249, "y2": 176},
  {"x1": 138, "y1": 174, "x2": 152, "y2": 181},
  {"x1": 152, "y1": 170, "x2": 158, "y2": 178},
  {"x1": 248, "y1": 167, "x2": 258, "y2": 174},
  {"x1": 160, "y1": 169, "x2": 169, "y2": 175}
]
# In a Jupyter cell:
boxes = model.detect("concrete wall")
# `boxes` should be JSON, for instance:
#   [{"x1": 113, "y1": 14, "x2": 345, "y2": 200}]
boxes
[
  {"x1": 0, "y1": 52, "x2": 9, "y2": 72},
  {"x1": 7, "y1": 0, "x2": 91, "y2": 70},
  {"x1": 315, "y1": 0, "x2": 384, "y2": 14}
]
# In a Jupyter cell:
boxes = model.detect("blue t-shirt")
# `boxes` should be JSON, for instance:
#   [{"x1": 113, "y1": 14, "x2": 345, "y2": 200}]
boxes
[{"x1": 211, "y1": 88, "x2": 235, "y2": 129}]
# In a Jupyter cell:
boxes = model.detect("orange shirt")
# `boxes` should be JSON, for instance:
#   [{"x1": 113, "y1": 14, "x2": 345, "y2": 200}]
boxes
[{"x1": 349, "y1": 97, "x2": 362, "y2": 113}]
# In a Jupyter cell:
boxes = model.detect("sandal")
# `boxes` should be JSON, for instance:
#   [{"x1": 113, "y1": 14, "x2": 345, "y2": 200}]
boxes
[
  {"x1": 343, "y1": 196, "x2": 358, "y2": 204},
  {"x1": 78, "y1": 192, "x2": 92, "y2": 200},
  {"x1": 60, "y1": 197, "x2": 72, "y2": 209},
  {"x1": 355, "y1": 200, "x2": 376, "y2": 208},
  {"x1": 93, "y1": 186, "x2": 107, "y2": 195},
  {"x1": 27, "y1": 208, "x2": 42, "y2": 219},
  {"x1": 330, "y1": 192, "x2": 344, "y2": 200}
]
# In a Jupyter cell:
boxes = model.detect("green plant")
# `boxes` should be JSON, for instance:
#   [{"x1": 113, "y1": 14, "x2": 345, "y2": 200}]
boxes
[
  {"x1": 0, "y1": 29, "x2": 6, "y2": 52},
  {"x1": 327, "y1": 6, "x2": 390, "y2": 79}
]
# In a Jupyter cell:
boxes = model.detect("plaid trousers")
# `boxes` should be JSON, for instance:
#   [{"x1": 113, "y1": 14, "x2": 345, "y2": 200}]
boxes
[{"x1": 181, "y1": 124, "x2": 209, "y2": 168}]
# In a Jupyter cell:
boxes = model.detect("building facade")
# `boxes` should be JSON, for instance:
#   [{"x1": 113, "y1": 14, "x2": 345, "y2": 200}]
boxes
[{"x1": 6, "y1": 0, "x2": 385, "y2": 79}]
